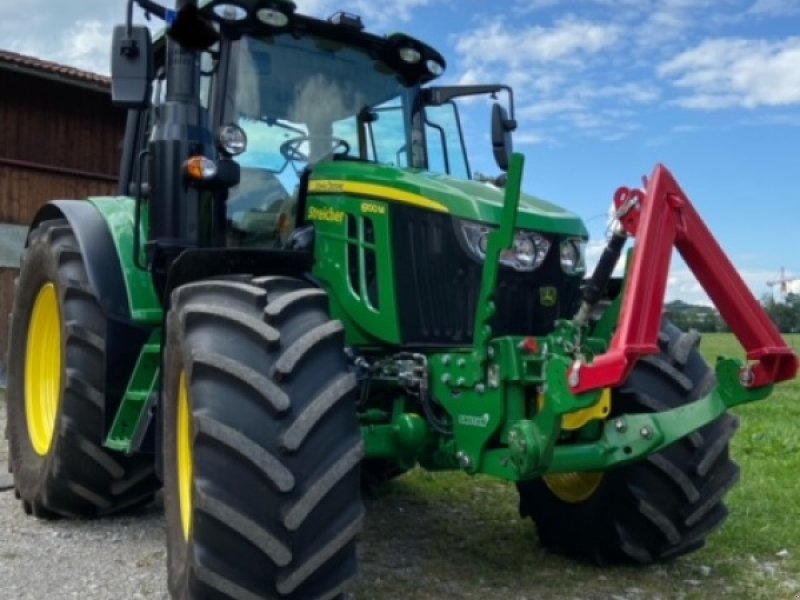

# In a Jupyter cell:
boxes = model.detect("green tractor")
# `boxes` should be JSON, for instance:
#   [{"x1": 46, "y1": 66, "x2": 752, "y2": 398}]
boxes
[{"x1": 5, "y1": 0, "x2": 798, "y2": 598}]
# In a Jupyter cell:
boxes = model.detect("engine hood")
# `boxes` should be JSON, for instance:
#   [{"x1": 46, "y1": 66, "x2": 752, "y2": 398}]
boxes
[{"x1": 309, "y1": 161, "x2": 588, "y2": 237}]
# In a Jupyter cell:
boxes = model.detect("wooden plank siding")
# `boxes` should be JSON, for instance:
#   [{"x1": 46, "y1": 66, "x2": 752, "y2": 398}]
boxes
[
  {"x1": 0, "y1": 70, "x2": 123, "y2": 177},
  {"x1": 0, "y1": 64, "x2": 125, "y2": 373},
  {"x1": 0, "y1": 165, "x2": 117, "y2": 224}
]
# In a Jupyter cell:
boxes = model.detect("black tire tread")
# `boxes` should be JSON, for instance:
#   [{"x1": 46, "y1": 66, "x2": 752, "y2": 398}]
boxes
[
  {"x1": 517, "y1": 320, "x2": 740, "y2": 564},
  {"x1": 164, "y1": 276, "x2": 363, "y2": 599},
  {"x1": 5, "y1": 219, "x2": 159, "y2": 518}
]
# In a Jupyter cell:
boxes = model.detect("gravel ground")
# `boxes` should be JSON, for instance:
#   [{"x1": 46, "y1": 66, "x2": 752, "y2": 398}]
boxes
[
  {"x1": 3, "y1": 392, "x2": 796, "y2": 600},
  {"x1": 0, "y1": 395, "x2": 170, "y2": 599}
]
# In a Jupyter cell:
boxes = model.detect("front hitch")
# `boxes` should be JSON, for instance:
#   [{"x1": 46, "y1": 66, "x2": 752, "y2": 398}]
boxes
[{"x1": 569, "y1": 165, "x2": 798, "y2": 394}]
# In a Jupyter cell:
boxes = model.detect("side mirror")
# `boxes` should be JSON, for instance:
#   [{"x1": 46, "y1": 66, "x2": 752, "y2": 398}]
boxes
[
  {"x1": 491, "y1": 103, "x2": 516, "y2": 172},
  {"x1": 110, "y1": 25, "x2": 153, "y2": 109}
]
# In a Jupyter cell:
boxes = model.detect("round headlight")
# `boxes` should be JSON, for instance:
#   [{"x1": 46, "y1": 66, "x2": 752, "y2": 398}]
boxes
[
  {"x1": 512, "y1": 236, "x2": 535, "y2": 269},
  {"x1": 212, "y1": 3, "x2": 248, "y2": 21},
  {"x1": 560, "y1": 238, "x2": 586, "y2": 274},
  {"x1": 217, "y1": 124, "x2": 248, "y2": 157},
  {"x1": 257, "y1": 8, "x2": 289, "y2": 27},
  {"x1": 426, "y1": 59, "x2": 444, "y2": 76},
  {"x1": 501, "y1": 232, "x2": 550, "y2": 272},
  {"x1": 458, "y1": 220, "x2": 551, "y2": 272},
  {"x1": 398, "y1": 47, "x2": 421, "y2": 64}
]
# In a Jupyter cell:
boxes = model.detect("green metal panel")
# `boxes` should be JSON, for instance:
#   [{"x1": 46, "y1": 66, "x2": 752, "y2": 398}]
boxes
[
  {"x1": 473, "y1": 153, "x2": 525, "y2": 366},
  {"x1": 309, "y1": 161, "x2": 588, "y2": 236},
  {"x1": 88, "y1": 197, "x2": 162, "y2": 324},
  {"x1": 308, "y1": 191, "x2": 402, "y2": 345}
]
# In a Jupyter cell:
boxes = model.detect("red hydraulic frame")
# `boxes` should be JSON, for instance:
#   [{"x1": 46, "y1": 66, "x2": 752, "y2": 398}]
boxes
[{"x1": 571, "y1": 164, "x2": 799, "y2": 394}]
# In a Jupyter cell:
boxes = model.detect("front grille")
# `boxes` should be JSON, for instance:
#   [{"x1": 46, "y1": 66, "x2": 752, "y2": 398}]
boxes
[{"x1": 391, "y1": 205, "x2": 581, "y2": 346}]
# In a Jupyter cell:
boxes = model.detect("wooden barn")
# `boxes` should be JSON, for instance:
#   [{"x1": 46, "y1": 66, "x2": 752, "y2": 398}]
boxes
[{"x1": 0, "y1": 51, "x2": 125, "y2": 377}]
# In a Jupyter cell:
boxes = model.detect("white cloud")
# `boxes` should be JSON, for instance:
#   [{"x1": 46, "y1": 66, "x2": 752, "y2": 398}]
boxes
[
  {"x1": 455, "y1": 19, "x2": 621, "y2": 67},
  {"x1": 747, "y1": 0, "x2": 800, "y2": 17},
  {"x1": 451, "y1": 18, "x2": 651, "y2": 141},
  {"x1": 665, "y1": 265, "x2": 785, "y2": 306},
  {"x1": 514, "y1": 131, "x2": 549, "y2": 145},
  {"x1": 294, "y1": 0, "x2": 433, "y2": 28},
  {"x1": 58, "y1": 20, "x2": 110, "y2": 75},
  {"x1": 659, "y1": 37, "x2": 800, "y2": 109}
]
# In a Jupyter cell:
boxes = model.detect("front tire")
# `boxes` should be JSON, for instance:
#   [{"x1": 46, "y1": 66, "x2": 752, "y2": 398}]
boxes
[
  {"x1": 164, "y1": 275, "x2": 364, "y2": 599},
  {"x1": 5, "y1": 219, "x2": 158, "y2": 517},
  {"x1": 518, "y1": 320, "x2": 740, "y2": 564}
]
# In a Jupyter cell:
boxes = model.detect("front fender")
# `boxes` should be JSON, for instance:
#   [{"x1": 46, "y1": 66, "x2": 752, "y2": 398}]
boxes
[{"x1": 32, "y1": 200, "x2": 131, "y2": 320}]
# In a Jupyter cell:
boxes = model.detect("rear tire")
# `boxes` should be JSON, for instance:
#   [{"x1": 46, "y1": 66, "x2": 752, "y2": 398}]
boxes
[
  {"x1": 164, "y1": 275, "x2": 364, "y2": 599},
  {"x1": 518, "y1": 320, "x2": 740, "y2": 564},
  {"x1": 5, "y1": 219, "x2": 158, "y2": 518}
]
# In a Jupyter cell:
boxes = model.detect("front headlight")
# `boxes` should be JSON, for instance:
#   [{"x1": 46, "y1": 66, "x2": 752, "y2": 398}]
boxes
[
  {"x1": 560, "y1": 237, "x2": 586, "y2": 274},
  {"x1": 460, "y1": 221, "x2": 551, "y2": 272},
  {"x1": 217, "y1": 123, "x2": 248, "y2": 157}
]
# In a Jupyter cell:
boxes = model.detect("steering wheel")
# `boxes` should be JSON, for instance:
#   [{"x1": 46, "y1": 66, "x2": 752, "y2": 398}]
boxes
[{"x1": 279, "y1": 135, "x2": 351, "y2": 162}]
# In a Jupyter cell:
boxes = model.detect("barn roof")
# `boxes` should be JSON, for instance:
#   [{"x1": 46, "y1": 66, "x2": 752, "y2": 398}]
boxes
[{"x1": 0, "y1": 50, "x2": 110, "y2": 93}]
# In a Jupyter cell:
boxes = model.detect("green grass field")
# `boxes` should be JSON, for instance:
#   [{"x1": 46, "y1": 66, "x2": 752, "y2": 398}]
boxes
[{"x1": 353, "y1": 333, "x2": 800, "y2": 599}]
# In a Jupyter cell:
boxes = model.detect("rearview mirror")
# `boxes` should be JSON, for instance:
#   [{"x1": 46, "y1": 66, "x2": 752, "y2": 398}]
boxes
[
  {"x1": 491, "y1": 103, "x2": 515, "y2": 172},
  {"x1": 110, "y1": 25, "x2": 153, "y2": 109}
]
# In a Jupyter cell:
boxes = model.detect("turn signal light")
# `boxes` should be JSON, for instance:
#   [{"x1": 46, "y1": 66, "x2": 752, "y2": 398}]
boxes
[{"x1": 185, "y1": 156, "x2": 217, "y2": 181}]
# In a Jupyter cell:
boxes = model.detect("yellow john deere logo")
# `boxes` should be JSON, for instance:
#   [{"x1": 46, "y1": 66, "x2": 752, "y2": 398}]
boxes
[{"x1": 540, "y1": 286, "x2": 558, "y2": 308}]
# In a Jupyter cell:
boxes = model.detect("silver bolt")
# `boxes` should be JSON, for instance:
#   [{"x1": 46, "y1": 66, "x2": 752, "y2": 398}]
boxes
[
  {"x1": 488, "y1": 347, "x2": 495, "y2": 359},
  {"x1": 488, "y1": 364, "x2": 500, "y2": 388},
  {"x1": 441, "y1": 373, "x2": 451, "y2": 384},
  {"x1": 568, "y1": 363, "x2": 581, "y2": 387},
  {"x1": 740, "y1": 368, "x2": 754, "y2": 387},
  {"x1": 456, "y1": 451, "x2": 472, "y2": 470},
  {"x1": 457, "y1": 358, "x2": 466, "y2": 368},
  {"x1": 442, "y1": 354, "x2": 451, "y2": 366},
  {"x1": 614, "y1": 418, "x2": 627, "y2": 433},
  {"x1": 456, "y1": 377, "x2": 466, "y2": 386},
  {"x1": 475, "y1": 383, "x2": 486, "y2": 394},
  {"x1": 640, "y1": 426, "x2": 653, "y2": 440}
]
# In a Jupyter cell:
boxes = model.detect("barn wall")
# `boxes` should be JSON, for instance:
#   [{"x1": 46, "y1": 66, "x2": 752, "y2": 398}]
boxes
[{"x1": 0, "y1": 68, "x2": 124, "y2": 376}]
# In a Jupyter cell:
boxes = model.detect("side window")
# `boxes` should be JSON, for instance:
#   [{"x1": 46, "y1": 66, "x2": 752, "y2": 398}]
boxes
[
  {"x1": 424, "y1": 102, "x2": 469, "y2": 179},
  {"x1": 368, "y1": 100, "x2": 409, "y2": 167}
]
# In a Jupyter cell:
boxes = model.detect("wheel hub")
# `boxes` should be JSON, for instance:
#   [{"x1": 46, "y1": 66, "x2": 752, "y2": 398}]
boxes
[
  {"x1": 543, "y1": 471, "x2": 604, "y2": 503},
  {"x1": 177, "y1": 371, "x2": 194, "y2": 540},
  {"x1": 24, "y1": 282, "x2": 62, "y2": 456}
]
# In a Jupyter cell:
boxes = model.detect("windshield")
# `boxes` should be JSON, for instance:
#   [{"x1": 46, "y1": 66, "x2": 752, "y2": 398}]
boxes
[
  {"x1": 229, "y1": 34, "x2": 414, "y2": 173},
  {"x1": 224, "y1": 33, "x2": 415, "y2": 245}
]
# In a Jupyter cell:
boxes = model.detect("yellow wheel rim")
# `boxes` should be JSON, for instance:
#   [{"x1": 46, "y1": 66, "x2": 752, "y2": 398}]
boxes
[
  {"x1": 543, "y1": 472, "x2": 604, "y2": 503},
  {"x1": 24, "y1": 282, "x2": 62, "y2": 456},
  {"x1": 177, "y1": 371, "x2": 194, "y2": 541}
]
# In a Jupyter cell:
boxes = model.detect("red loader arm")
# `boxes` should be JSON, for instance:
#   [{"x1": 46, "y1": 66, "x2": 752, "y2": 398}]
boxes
[{"x1": 571, "y1": 164, "x2": 799, "y2": 394}]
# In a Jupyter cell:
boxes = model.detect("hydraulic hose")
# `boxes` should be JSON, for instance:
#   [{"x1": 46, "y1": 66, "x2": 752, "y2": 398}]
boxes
[{"x1": 574, "y1": 227, "x2": 627, "y2": 327}]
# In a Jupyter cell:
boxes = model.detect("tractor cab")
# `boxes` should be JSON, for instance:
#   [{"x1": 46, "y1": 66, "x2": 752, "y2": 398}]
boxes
[
  {"x1": 219, "y1": 23, "x2": 433, "y2": 246},
  {"x1": 112, "y1": 0, "x2": 524, "y2": 263}
]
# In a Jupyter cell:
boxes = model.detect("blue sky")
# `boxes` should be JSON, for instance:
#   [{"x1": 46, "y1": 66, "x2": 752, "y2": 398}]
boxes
[{"x1": 2, "y1": 0, "x2": 798, "y2": 304}]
